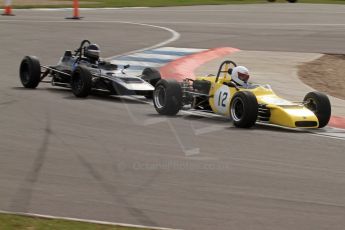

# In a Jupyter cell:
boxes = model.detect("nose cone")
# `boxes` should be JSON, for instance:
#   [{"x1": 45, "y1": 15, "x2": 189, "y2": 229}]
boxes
[{"x1": 269, "y1": 106, "x2": 319, "y2": 128}]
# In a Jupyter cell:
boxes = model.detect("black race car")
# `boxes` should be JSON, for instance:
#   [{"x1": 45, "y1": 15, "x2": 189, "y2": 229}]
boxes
[{"x1": 19, "y1": 40, "x2": 161, "y2": 98}]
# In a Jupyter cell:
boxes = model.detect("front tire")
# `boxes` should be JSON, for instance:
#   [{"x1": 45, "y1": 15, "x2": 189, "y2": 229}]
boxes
[
  {"x1": 153, "y1": 79, "x2": 182, "y2": 116},
  {"x1": 19, "y1": 56, "x2": 41, "y2": 88},
  {"x1": 230, "y1": 91, "x2": 258, "y2": 128},
  {"x1": 303, "y1": 91, "x2": 331, "y2": 128},
  {"x1": 71, "y1": 66, "x2": 92, "y2": 98}
]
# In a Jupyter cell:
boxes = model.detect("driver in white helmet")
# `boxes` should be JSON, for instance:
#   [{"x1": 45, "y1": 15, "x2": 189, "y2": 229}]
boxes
[{"x1": 231, "y1": 66, "x2": 251, "y2": 88}]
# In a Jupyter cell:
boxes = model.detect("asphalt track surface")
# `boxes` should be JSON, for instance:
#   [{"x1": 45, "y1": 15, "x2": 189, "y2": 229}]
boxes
[{"x1": 0, "y1": 4, "x2": 345, "y2": 230}]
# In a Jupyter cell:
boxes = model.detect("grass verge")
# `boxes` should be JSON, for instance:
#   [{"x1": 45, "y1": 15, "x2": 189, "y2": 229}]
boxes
[
  {"x1": 8, "y1": 0, "x2": 345, "y2": 9},
  {"x1": 0, "y1": 213, "x2": 153, "y2": 230}
]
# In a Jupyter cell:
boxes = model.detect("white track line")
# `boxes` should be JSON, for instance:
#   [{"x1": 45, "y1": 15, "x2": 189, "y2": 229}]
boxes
[
  {"x1": 13, "y1": 8, "x2": 345, "y2": 14},
  {"x1": 2, "y1": 19, "x2": 344, "y2": 27},
  {"x1": 0, "y1": 210, "x2": 181, "y2": 230},
  {"x1": 0, "y1": 19, "x2": 180, "y2": 60},
  {"x1": 310, "y1": 133, "x2": 345, "y2": 141},
  {"x1": 124, "y1": 53, "x2": 182, "y2": 60},
  {"x1": 106, "y1": 22, "x2": 180, "y2": 59},
  {"x1": 110, "y1": 60, "x2": 162, "y2": 67},
  {"x1": 154, "y1": 47, "x2": 207, "y2": 53},
  {"x1": 137, "y1": 21, "x2": 345, "y2": 27}
]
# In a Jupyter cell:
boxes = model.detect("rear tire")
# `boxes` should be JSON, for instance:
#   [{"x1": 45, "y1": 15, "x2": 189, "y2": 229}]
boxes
[
  {"x1": 19, "y1": 56, "x2": 41, "y2": 88},
  {"x1": 303, "y1": 91, "x2": 331, "y2": 128},
  {"x1": 153, "y1": 79, "x2": 182, "y2": 116},
  {"x1": 71, "y1": 66, "x2": 92, "y2": 98},
  {"x1": 230, "y1": 91, "x2": 258, "y2": 128},
  {"x1": 142, "y1": 68, "x2": 162, "y2": 99},
  {"x1": 142, "y1": 68, "x2": 162, "y2": 86}
]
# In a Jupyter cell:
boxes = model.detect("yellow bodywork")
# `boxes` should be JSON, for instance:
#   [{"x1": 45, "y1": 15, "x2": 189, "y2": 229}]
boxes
[{"x1": 195, "y1": 72, "x2": 319, "y2": 128}]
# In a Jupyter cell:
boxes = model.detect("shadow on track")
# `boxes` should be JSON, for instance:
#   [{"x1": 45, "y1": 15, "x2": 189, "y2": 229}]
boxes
[
  {"x1": 146, "y1": 112, "x2": 308, "y2": 134},
  {"x1": 11, "y1": 86, "x2": 149, "y2": 105}
]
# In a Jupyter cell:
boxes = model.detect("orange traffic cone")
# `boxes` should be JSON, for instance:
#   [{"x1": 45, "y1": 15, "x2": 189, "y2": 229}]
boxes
[
  {"x1": 66, "y1": 0, "x2": 82, "y2": 19},
  {"x1": 2, "y1": 0, "x2": 14, "y2": 16}
]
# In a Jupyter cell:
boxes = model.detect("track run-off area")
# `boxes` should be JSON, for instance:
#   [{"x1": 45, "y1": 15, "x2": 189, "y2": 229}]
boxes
[{"x1": 1, "y1": 4, "x2": 345, "y2": 230}]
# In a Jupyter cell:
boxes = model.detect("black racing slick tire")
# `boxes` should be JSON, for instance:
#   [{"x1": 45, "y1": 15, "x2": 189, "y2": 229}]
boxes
[
  {"x1": 142, "y1": 68, "x2": 162, "y2": 99},
  {"x1": 19, "y1": 56, "x2": 41, "y2": 89},
  {"x1": 153, "y1": 79, "x2": 182, "y2": 116},
  {"x1": 230, "y1": 91, "x2": 258, "y2": 128},
  {"x1": 71, "y1": 66, "x2": 92, "y2": 98},
  {"x1": 142, "y1": 68, "x2": 162, "y2": 86},
  {"x1": 303, "y1": 91, "x2": 331, "y2": 128}
]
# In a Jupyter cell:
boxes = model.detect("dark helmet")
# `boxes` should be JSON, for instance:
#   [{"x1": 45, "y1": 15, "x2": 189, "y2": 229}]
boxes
[{"x1": 85, "y1": 44, "x2": 100, "y2": 61}]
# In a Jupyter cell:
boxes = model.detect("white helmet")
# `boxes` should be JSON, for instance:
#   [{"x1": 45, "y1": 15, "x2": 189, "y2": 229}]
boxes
[{"x1": 231, "y1": 66, "x2": 250, "y2": 86}]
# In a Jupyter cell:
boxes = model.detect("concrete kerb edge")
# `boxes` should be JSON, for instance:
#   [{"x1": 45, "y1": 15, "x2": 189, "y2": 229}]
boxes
[{"x1": 0, "y1": 210, "x2": 182, "y2": 230}]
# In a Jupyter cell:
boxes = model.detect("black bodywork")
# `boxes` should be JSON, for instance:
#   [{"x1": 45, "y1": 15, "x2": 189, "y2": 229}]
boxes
[{"x1": 20, "y1": 40, "x2": 161, "y2": 98}]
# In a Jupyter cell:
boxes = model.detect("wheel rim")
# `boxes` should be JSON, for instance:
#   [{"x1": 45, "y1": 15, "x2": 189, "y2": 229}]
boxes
[
  {"x1": 231, "y1": 97, "x2": 244, "y2": 122},
  {"x1": 20, "y1": 62, "x2": 30, "y2": 84},
  {"x1": 153, "y1": 85, "x2": 166, "y2": 109}
]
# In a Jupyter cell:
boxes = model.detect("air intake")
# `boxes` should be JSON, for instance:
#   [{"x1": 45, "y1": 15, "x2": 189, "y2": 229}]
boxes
[{"x1": 295, "y1": 121, "x2": 318, "y2": 127}]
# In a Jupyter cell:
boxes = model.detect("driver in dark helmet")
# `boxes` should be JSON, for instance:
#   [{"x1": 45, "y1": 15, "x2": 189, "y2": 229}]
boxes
[
  {"x1": 82, "y1": 43, "x2": 118, "y2": 70},
  {"x1": 84, "y1": 43, "x2": 100, "y2": 64}
]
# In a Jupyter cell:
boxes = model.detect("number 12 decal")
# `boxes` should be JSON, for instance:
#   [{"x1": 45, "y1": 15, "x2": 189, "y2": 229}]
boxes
[
  {"x1": 218, "y1": 92, "x2": 228, "y2": 107},
  {"x1": 214, "y1": 85, "x2": 231, "y2": 114}
]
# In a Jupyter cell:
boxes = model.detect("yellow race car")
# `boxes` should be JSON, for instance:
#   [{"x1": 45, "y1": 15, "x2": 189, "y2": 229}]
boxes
[{"x1": 153, "y1": 60, "x2": 331, "y2": 128}]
